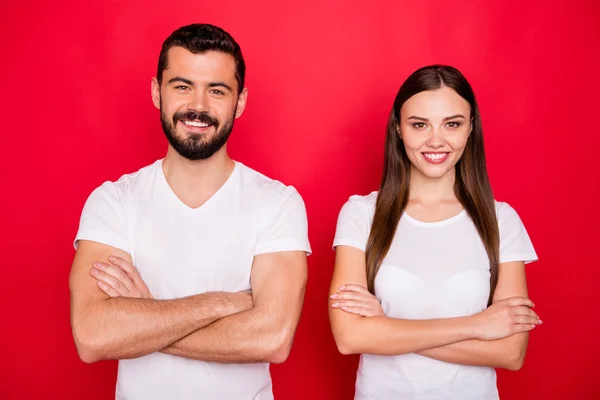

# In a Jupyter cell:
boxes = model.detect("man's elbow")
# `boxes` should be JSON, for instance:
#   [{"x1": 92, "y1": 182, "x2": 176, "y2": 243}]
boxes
[
  {"x1": 76, "y1": 344, "x2": 101, "y2": 364},
  {"x1": 73, "y1": 330, "x2": 102, "y2": 364},
  {"x1": 266, "y1": 343, "x2": 291, "y2": 364},
  {"x1": 264, "y1": 328, "x2": 296, "y2": 364},
  {"x1": 72, "y1": 319, "x2": 108, "y2": 364}
]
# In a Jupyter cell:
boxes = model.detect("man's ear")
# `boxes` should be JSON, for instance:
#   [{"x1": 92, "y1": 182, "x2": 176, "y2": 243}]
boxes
[
  {"x1": 235, "y1": 88, "x2": 248, "y2": 119},
  {"x1": 151, "y1": 77, "x2": 161, "y2": 109}
]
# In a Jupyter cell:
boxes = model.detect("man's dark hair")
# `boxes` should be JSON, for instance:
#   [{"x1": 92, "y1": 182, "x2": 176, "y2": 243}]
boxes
[{"x1": 157, "y1": 24, "x2": 245, "y2": 93}]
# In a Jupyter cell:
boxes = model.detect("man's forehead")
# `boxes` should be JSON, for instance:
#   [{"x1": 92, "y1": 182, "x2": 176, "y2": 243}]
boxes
[{"x1": 164, "y1": 47, "x2": 236, "y2": 76}]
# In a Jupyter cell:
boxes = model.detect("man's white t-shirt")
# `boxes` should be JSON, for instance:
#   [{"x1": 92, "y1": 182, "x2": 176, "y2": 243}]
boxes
[
  {"x1": 74, "y1": 159, "x2": 311, "y2": 400},
  {"x1": 333, "y1": 192, "x2": 537, "y2": 400}
]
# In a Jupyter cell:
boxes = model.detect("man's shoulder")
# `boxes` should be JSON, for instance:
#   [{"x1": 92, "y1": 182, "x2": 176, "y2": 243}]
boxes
[
  {"x1": 236, "y1": 162, "x2": 299, "y2": 199},
  {"x1": 91, "y1": 160, "x2": 161, "y2": 201}
]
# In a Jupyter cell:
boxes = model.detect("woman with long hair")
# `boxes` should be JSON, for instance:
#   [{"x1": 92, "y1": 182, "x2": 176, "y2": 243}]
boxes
[{"x1": 329, "y1": 65, "x2": 540, "y2": 399}]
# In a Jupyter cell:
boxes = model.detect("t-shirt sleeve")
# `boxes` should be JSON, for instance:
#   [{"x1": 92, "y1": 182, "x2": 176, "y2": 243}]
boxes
[
  {"x1": 497, "y1": 202, "x2": 538, "y2": 264},
  {"x1": 73, "y1": 181, "x2": 130, "y2": 254},
  {"x1": 333, "y1": 196, "x2": 371, "y2": 252},
  {"x1": 255, "y1": 186, "x2": 311, "y2": 256}
]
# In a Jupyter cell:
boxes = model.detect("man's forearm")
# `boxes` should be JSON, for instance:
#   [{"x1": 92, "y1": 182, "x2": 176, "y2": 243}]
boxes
[
  {"x1": 162, "y1": 304, "x2": 290, "y2": 364},
  {"x1": 73, "y1": 292, "x2": 242, "y2": 362},
  {"x1": 416, "y1": 333, "x2": 529, "y2": 370}
]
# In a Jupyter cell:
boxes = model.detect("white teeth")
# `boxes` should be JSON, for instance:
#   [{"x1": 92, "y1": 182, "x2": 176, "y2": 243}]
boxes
[
  {"x1": 424, "y1": 153, "x2": 447, "y2": 160},
  {"x1": 183, "y1": 121, "x2": 209, "y2": 127}
]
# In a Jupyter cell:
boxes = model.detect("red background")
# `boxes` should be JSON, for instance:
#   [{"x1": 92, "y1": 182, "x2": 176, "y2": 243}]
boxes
[{"x1": 1, "y1": 0, "x2": 599, "y2": 398}]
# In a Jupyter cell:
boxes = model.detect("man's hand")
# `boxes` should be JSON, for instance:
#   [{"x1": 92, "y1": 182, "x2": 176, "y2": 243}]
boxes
[
  {"x1": 90, "y1": 256, "x2": 254, "y2": 315},
  {"x1": 90, "y1": 256, "x2": 153, "y2": 299}
]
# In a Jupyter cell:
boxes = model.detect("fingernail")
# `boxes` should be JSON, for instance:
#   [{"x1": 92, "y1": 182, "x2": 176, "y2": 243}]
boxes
[
  {"x1": 108, "y1": 256, "x2": 116, "y2": 262},
  {"x1": 93, "y1": 262, "x2": 102, "y2": 268},
  {"x1": 539, "y1": 319, "x2": 543, "y2": 324},
  {"x1": 330, "y1": 294, "x2": 337, "y2": 299},
  {"x1": 531, "y1": 324, "x2": 536, "y2": 329},
  {"x1": 338, "y1": 285, "x2": 345, "y2": 290},
  {"x1": 90, "y1": 268, "x2": 99, "y2": 275},
  {"x1": 331, "y1": 303, "x2": 340, "y2": 307}
]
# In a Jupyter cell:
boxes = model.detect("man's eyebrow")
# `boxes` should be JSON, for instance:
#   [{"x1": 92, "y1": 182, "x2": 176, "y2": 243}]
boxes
[
  {"x1": 167, "y1": 77, "x2": 194, "y2": 86},
  {"x1": 207, "y1": 82, "x2": 233, "y2": 92}
]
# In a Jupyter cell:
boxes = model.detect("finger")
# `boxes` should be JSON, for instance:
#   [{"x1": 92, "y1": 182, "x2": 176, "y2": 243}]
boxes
[
  {"x1": 93, "y1": 262, "x2": 135, "y2": 291},
  {"x1": 331, "y1": 300, "x2": 373, "y2": 310},
  {"x1": 513, "y1": 323, "x2": 537, "y2": 334},
  {"x1": 90, "y1": 268, "x2": 128, "y2": 296},
  {"x1": 514, "y1": 306, "x2": 539, "y2": 319},
  {"x1": 108, "y1": 256, "x2": 136, "y2": 274},
  {"x1": 507, "y1": 297, "x2": 534, "y2": 308},
  {"x1": 108, "y1": 257, "x2": 151, "y2": 297},
  {"x1": 340, "y1": 305, "x2": 377, "y2": 317},
  {"x1": 330, "y1": 291, "x2": 375, "y2": 302},
  {"x1": 128, "y1": 274, "x2": 151, "y2": 298},
  {"x1": 515, "y1": 316, "x2": 542, "y2": 325},
  {"x1": 97, "y1": 280, "x2": 121, "y2": 297},
  {"x1": 135, "y1": 278, "x2": 152, "y2": 299},
  {"x1": 338, "y1": 284, "x2": 370, "y2": 294}
]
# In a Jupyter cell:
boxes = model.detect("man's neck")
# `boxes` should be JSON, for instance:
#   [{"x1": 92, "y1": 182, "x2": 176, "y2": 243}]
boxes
[{"x1": 161, "y1": 146, "x2": 235, "y2": 209}]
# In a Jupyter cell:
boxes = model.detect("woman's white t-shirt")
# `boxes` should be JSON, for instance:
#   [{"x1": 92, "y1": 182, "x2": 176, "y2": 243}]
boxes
[{"x1": 333, "y1": 192, "x2": 538, "y2": 400}]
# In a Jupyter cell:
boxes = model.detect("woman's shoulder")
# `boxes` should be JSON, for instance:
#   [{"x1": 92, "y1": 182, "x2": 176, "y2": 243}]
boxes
[
  {"x1": 494, "y1": 200, "x2": 529, "y2": 231},
  {"x1": 494, "y1": 200, "x2": 520, "y2": 220},
  {"x1": 337, "y1": 191, "x2": 378, "y2": 221},
  {"x1": 345, "y1": 191, "x2": 378, "y2": 209}
]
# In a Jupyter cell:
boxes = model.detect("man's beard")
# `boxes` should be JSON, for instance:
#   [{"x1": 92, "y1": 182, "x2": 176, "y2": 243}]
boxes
[{"x1": 160, "y1": 104, "x2": 235, "y2": 161}]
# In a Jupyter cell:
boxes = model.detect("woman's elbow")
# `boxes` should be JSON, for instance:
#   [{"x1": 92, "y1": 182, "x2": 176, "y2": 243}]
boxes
[
  {"x1": 504, "y1": 347, "x2": 527, "y2": 371},
  {"x1": 506, "y1": 355, "x2": 526, "y2": 371},
  {"x1": 336, "y1": 342, "x2": 357, "y2": 355},
  {"x1": 333, "y1": 332, "x2": 361, "y2": 355}
]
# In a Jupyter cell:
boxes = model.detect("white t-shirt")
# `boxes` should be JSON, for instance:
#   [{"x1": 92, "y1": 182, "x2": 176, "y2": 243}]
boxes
[
  {"x1": 74, "y1": 159, "x2": 311, "y2": 400},
  {"x1": 333, "y1": 192, "x2": 537, "y2": 400}
]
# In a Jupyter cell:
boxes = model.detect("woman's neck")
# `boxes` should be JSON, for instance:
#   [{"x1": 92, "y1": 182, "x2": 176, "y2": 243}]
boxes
[{"x1": 408, "y1": 166, "x2": 457, "y2": 204}]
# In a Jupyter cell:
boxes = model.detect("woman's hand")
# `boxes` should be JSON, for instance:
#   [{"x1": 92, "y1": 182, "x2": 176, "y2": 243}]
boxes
[
  {"x1": 330, "y1": 284, "x2": 384, "y2": 317},
  {"x1": 472, "y1": 296, "x2": 542, "y2": 340}
]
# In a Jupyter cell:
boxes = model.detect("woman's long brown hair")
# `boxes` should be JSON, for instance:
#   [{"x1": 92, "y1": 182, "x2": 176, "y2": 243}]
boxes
[{"x1": 365, "y1": 65, "x2": 500, "y2": 306}]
